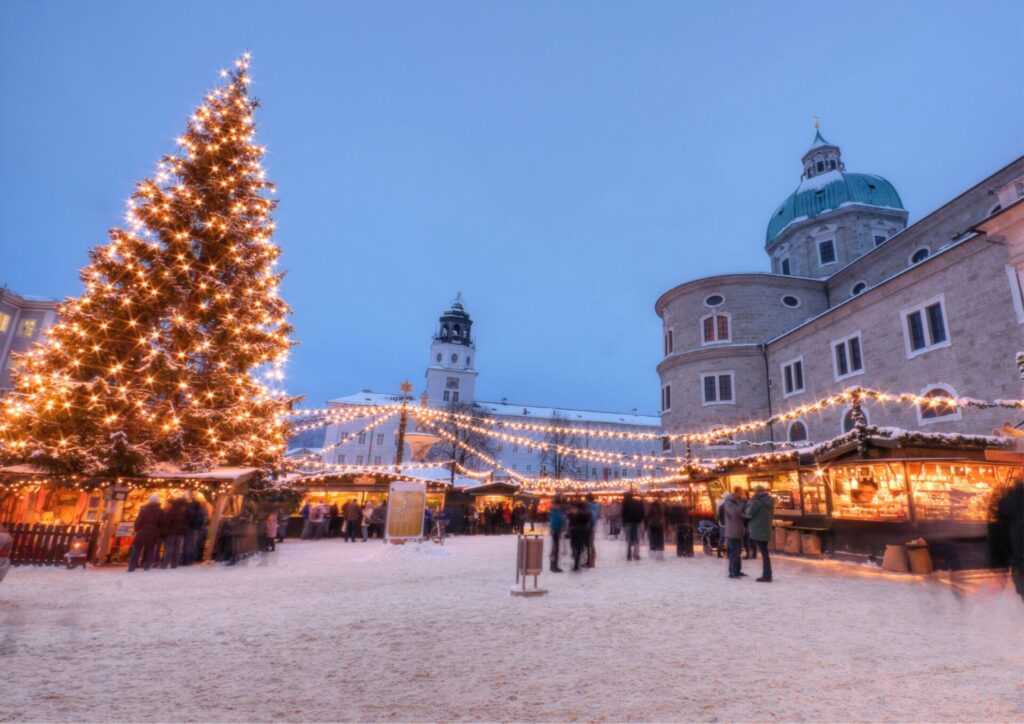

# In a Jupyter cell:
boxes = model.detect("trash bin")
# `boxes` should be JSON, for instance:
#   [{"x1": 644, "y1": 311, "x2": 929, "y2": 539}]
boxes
[
  {"x1": 906, "y1": 540, "x2": 933, "y2": 575},
  {"x1": 512, "y1": 534, "x2": 547, "y2": 597},
  {"x1": 882, "y1": 544, "x2": 910, "y2": 572}
]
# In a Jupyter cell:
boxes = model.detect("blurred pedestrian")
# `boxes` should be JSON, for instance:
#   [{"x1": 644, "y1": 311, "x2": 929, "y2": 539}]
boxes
[
  {"x1": 308, "y1": 500, "x2": 325, "y2": 540},
  {"x1": 127, "y1": 494, "x2": 164, "y2": 572},
  {"x1": 737, "y1": 489, "x2": 757, "y2": 560},
  {"x1": 996, "y1": 479, "x2": 1024, "y2": 601},
  {"x1": 720, "y1": 487, "x2": 747, "y2": 579},
  {"x1": 646, "y1": 498, "x2": 666, "y2": 560},
  {"x1": 568, "y1": 500, "x2": 592, "y2": 571},
  {"x1": 299, "y1": 500, "x2": 313, "y2": 539},
  {"x1": 585, "y1": 493, "x2": 600, "y2": 567},
  {"x1": 264, "y1": 510, "x2": 278, "y2": 552},
  {"x1": 361, "y1": 501, "x2": 374, "y2": 542},
  {"x1": 745, "y1": 485, "x2": 775, "y2": 582},
  {"x1": 622, "y1": 491, "x2": 645, "y2": 561},
  {"x1": 549, "y1": 497, "x2": 565, "y2": 572},
  {"x1": 161, "y1": 495, "x2": 189, "y2": 569},
  {"x1": 343, "y1": 498, "x2": 362, "y2": 542}
]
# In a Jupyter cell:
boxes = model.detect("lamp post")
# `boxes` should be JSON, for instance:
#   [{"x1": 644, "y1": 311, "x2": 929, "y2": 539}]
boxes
[{"x1": 394, "y1": 381, "x2": 413, "y2": 473}]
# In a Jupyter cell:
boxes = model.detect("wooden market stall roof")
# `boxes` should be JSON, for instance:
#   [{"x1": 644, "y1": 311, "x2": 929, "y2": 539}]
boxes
[
  {"x1": 461, "y1": 481, "x2": 522, "y2": 497},
  {"x1": 0, "y1": 464, "x2": 261, "y2": 489}
]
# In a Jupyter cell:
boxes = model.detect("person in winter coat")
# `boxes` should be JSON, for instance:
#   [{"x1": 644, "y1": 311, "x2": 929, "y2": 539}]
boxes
[
  {"x1": 585, "y1": 494, "x2": 600, "y2": 568},
  {"x1": 744, "y1": 486, "x2": 776, "y2": 582},
  {"x1": 621, "y1": 491, "x2": 646, "y2": 561},
  {"x1": 568, "y1": 500, "x2": 592, "y2": 571},
  {"x1": 997, "y1": 479, "x2": 1024, "y2": 600},
  {"x1": 308, "y1": 501, "x2": 325, "y2": 540},
  {"x1": 262, "y1": 511, "x2": 278, "y2": 552},
  {"x1": 161, "y1": 496, "x2": 190, "y2": 569},
  {"x1": 548, "y1": 498, "x2": 565, "y2": 572},
  {"x1": 300, "y1": 501, "x2": 313, "y2": 539},
  {"x1": 646, "y1": 499, "x2": 666, "y2": 560},
  {"x1": 720, "y1": 488, "x2": 748, "y2": 579},
  {"x1": 128, "y1": 494, "x2": 164, "y2": 572},
  {"x1": 343, "y1": 499, "x2": 362, "y2": 542},
  {"x1": 361, "y1": 502, "x2": 374, "y2": 542},
  {"x1": 371, "y1": 501, "x2": 388, "y2": 539}
]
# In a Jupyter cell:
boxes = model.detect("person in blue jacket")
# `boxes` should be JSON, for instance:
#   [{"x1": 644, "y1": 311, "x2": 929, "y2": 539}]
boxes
[{"x1": 549, "y1": 497, "x2": 565, "y2": 573}]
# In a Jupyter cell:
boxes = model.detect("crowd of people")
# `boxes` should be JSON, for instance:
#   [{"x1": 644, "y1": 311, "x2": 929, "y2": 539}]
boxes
[
  {"x1": 298, "y1": 499, "x2": 387, "y2": 541},
  {"x1": 126, "y1": 492, "x2": 210, "y2": 571},
  {"x1": 546, "y1": 492, "x2": 697, "y2": 573}
]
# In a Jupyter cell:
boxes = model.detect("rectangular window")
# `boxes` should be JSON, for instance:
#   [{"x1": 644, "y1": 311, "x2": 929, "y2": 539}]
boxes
[
  {"x1": 338, "y1": 454, "x2": 345, "y2": 464},
  {"x1": 376, "y1": 434, "x2": 384, "y2": 446},
  {"x1": 902, "y1": 296, "x2": 950, "y2": 358},
  {"x1": 874, "y1": 234, "x2": 887, "y2": 246},
  {"x1": 832, "y1": 332, "x2": 864, "y2": 380},
  {"x1": 356, "y1": 455, "x2": 364, "y2": 465},
  {"x1": 452, "y1": 391, "x2": 459, "y2": 402},
  {"x1": 443, "y1": 390, "x2": 450, "y2": 402},
  {"x1": 445, "y1": 376, "x2": 459, "y2": 389},
  {"x1": 1006, "y1": 265, "x2": 1024, "y2": 323},
  {"x1": 0, "y1": 312, "x2": 10, "y2": 334},
  {"x1": 17, "y1": 319, "x2": 37, "y2": 337},
  {"x1": 781, "y1": 257, "x2": 791, "y2": 276},
  {"x1": 512, "y1": 444, "x2": 519, "y2": 453},
  {"x1": 701, "y1": 372, "x2": 734, "y2": 405},
  {"x1": 817, "y1": 239, "x2": 836, "y2": 266},
  {"x1": 357, "y1": 433, "x2": 367, "y2": 445},
  {"x1": 781, "y1": 358, "x2": 804, "y2": 397},
  {"x1": 664, "y1": 329, "x2": 674, "y2": 356},
  {"x1": 661, "y1": 384, "x2": 672, "y2": 412},
  {"x1": 701, "y1": 313, "x2": 730, "y2": 344},
  {"x1": 374, "y1": 456, "x2": 382, "y2": 465}
]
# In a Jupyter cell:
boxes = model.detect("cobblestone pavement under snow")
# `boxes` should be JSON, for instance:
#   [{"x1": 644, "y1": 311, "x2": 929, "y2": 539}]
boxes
[{"x1": 2, "y1": 535, "x2": 1023, "y2": 722}]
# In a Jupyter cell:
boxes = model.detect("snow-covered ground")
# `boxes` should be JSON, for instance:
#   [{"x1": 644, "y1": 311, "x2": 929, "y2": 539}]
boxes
[{"x1": 2, "y1": 535, "x2": 1022, "y2": 723}]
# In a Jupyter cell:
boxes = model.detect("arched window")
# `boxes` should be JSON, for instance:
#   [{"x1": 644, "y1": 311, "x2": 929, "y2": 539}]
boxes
[
  {"x1": 909, "y1": 247, "x2": 930, "y2": 265},
  {"x1": 701, "y1": 312, "x2": 731, "y2": 345},
  {"x1": 851, "y1": 281, "x2": 867, "y2": 296},
  {"x1": 918, "y1": 385, "x2": 961, "y2": 424},
  {"x1": 441, "y1": 325, "x2": 449, "y2": 340},
  {"x1": 788, "y1": 420, "x2": 808, "y2": 443},
  {"x1": 453, "y1": 324, "x2": 461, "y2": 337},
  {"x1": 841, "y1": 405, "x2": 870, "y2": 433}
]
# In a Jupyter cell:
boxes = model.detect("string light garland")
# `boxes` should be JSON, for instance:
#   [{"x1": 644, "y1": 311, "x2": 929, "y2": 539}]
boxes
[{"x1": 285, "y1": 410, "x2": 399, "y2": 467}]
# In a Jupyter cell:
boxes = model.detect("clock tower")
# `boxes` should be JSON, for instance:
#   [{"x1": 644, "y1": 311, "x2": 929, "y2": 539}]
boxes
[{"x1": 425, "y1": 293, "x2": 478, "y2": 404}]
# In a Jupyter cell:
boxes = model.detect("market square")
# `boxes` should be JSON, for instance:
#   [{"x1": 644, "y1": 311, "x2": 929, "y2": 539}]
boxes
[{"x1": 1, "y1": 2, "x2": 1023, "y2": 723}]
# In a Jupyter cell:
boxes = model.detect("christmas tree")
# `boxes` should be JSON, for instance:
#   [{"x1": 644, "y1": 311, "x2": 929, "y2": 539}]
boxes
[{"x1": 0, "y1": 54, "x2": 294, "y2": 476}]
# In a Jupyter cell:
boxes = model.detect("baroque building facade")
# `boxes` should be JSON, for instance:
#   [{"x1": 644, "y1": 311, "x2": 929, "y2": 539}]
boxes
[
  {"x1": 317, "y1": 296, "x2": 662, "y2": 483},
  {"x1": 656, "y1": 128, "x2": 1024, "y2": 453},
  {"x1": 0, "y1": 288, "x2": 59, "y2": 392}
]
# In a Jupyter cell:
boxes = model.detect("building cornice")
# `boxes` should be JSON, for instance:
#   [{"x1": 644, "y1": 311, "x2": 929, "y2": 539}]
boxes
[
  {"x1": 655, "y1": 274, "x2": 825, "y2": 317},
  {"x1": 657, "y1": 343, "x2": 763, "y2": 375}
]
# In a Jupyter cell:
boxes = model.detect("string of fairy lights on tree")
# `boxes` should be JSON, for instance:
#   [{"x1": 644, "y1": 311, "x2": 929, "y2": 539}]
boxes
[{"x1": 0, "y1": 54, "x2": 295, "y2": 478}]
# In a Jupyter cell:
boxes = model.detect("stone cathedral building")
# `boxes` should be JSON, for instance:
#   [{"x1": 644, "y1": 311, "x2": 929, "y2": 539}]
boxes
[{"x1": 656, "y1": 127, "x2": 1024, "y2": 452}]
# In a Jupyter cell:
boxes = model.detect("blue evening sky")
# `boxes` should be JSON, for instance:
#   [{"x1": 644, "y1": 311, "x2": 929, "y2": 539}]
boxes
[{"x1": 1, "y1": 2, "x2": 1021, "y2": 414}]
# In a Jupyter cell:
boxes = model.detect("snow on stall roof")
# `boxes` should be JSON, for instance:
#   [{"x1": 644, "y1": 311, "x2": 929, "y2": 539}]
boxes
[{"x1": 0, "y1": 463, "x2": 261, "y2": 482}]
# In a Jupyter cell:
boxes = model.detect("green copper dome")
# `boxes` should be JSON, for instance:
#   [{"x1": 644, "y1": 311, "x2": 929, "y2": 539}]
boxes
[{"x1": 766, "y1": 132, "x2": 904, "y2": 244}]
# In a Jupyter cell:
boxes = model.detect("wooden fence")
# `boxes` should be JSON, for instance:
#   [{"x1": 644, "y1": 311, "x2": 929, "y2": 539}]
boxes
[{"x1": 5, "y1": 522, "x2": 99, "y2": 566}]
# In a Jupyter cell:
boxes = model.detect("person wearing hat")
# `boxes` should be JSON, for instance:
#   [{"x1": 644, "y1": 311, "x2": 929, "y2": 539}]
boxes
[
  {"x1": 128, "y1": 494, "x2": 164, "y2": 572},
  {"x1": 745, "y1": 485, "x2": 776, "y2": 582}
]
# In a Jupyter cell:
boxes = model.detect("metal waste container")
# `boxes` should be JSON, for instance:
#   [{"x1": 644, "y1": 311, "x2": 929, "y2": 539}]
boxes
[{"x1": 512, "y1": 534, "x2": 547, "y2": 597}]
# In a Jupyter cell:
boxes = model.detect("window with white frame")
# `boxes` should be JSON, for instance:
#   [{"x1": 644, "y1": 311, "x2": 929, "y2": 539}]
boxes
[
  {"x1": 1006, "y1": 265, "x2": 1024, "y2": 324},
  {"x1": 701, "y1": 371, "x2": 734, "y2": 405},
  {"x1": 781, "y1": 357, "x2": 804, "y2": 397},
  {"x1": 817, "y1": 239, "x2": 837, "y2": 266},
  {"x1": 787, "y1": 420, "x2": 808, "y2": 442},
  {"x1": 338, "y1": 454, "x2": 346, "y2": 464},
  {"x1": 833, "y1": 332, "x2": 864, "y2": 380},
  {"x1": 902, "y1": 295, "x2": 949, "y2": 358},
  {"x1": 701, "y1": 312, "x2": 731, "y2": 345},
  {"x1": 661, "y1": 384, "x2": 672, "y2": 412},
  {"x1": 356, "y1": 455, "x2": 364, "y2": 465},
  {"x1": 917, "y1": 385, "x2": 961, "y2": 425}
]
